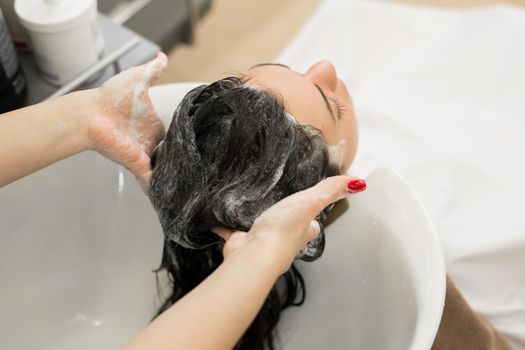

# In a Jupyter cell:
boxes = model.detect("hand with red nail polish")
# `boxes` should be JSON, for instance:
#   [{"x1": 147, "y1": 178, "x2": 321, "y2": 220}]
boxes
[
  {"x1": 127, "y1": 176, "x2": 366, "y2": 350},
  {"x1": 211, "y1": 175, "x2": 366, "y2": 267}
]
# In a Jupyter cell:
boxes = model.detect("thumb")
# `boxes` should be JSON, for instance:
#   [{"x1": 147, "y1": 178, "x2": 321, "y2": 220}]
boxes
[
  {"x1": 144, "y1": 51, "x2": 168, "y2": 86},
  {"x1": 222, "y1": 231, "x2": 250, "y2": 257},
  {"x1": 210, "y1": 226, "x2": 235, "y2": 241},
  {"x1": 210, "y1": 227, "x2": 250, "y2": 258}
]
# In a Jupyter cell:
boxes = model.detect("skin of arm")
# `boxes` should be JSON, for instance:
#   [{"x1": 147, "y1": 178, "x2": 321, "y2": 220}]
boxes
[
  {"x1": 0, "y1": 90, "x2": 94, "y2": 186},
  {"x1": 0, "y1": 51, "x2": 346, "y2": 349},
  {"x1": 0, "y1": 52, "x2": 168, "y2": 188},
  {"x1": 0, "y1": 54, "x2": 365, "y2": 349},
  {"x1": 124, "y1": 235, "x2": 284, "y2": 350},
  {"x1": 0, "y1": 82, "x2": 358, "y2": 348},
  {"x1": 123, "y1": 175, "x2": 359, "y2": 350}
]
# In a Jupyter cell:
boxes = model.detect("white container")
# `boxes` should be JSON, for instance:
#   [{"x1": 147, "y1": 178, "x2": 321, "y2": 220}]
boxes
[{"x1": 14, "y1": 0, "x2": 104, "y2": 86}]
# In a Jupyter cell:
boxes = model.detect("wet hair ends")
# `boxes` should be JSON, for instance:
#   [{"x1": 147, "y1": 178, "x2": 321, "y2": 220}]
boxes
[{"x1": 149, "y1": 77, "x2": 339, "y2": 349}]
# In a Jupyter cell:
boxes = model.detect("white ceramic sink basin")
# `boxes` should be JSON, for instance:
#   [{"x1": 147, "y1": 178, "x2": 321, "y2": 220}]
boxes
[
  {"x1": 0, "y1": 152, "x2": 162, "y2": 349},
  {"x1": 0, "y1": 83, "x2": 445, "y2": 349},
  {"x1": 279, "y1": 168, "x2": 446, "y2": 350}
]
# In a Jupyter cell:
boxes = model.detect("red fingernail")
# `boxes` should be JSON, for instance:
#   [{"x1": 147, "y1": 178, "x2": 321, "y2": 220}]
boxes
[{"x1": 347, "y1": 179, "x2": 366, "y2": 192}]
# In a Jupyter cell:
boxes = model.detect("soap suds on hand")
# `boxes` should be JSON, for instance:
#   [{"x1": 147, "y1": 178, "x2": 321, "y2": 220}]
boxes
[
  {"x1": 130, "y1": 55, "x2": 165, "y2": 120},
  {"x1": 125, "y1": 53, "x2": 167, "y2": 147}
]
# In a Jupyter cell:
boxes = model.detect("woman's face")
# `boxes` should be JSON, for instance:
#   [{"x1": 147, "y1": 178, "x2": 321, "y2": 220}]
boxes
[{"x1": 245, "y1": 61, "x2": 358, "y2": 172}]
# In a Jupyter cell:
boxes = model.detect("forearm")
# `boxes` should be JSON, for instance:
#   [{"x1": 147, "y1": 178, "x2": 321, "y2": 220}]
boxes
[
  {"x1": 0, "y1": 90, "x2": 93, "y2": 187},
  {"x1": 124, "y1": 236, "x2": 285, "y2": 350}
]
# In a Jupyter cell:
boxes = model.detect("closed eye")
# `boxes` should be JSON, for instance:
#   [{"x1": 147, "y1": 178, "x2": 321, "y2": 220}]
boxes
[
  {"x1": 314, "y1": 84, "x2": 338, "y2": 122},
  {"x1": 329, "y1": 96, "x2": 345, "y2": 120}
]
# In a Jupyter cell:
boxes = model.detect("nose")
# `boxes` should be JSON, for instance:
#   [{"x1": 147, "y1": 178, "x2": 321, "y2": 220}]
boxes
[{"x1": 305, "y1": 60, "x2": 338, "y2": 92}]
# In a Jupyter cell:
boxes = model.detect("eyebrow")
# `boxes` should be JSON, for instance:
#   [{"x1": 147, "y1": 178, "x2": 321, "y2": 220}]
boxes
[
  {"x1": 249, "y1": 62, "x2": 291, "y2": 70},
  {"x1": 249, "y1": 63, "x2": 337, "y2": 121}
]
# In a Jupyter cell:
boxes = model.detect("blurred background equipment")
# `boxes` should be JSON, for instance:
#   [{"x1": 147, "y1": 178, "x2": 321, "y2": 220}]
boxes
[
  {"x1": 99, "y1": 0, "x2": 211, "y2": 51},
  {"x1": 1, "y1": 0, "x2": 212, "y2": 106},
  {"x1": 0, "y1": 7, "x2": 27, "y2": 113}
]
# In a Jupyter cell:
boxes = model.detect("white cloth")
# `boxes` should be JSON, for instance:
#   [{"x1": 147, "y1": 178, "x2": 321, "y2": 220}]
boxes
[{"x1": 278, "y1": 0, "x2": 525, "y2": 347}]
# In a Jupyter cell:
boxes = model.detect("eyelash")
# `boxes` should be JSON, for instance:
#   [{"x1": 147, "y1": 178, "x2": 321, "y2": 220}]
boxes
[{"x1": 330, "y1": 96, "x2": 345, "y2": 119}]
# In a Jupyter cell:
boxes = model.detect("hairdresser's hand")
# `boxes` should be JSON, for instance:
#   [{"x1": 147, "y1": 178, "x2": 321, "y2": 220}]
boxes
[
  {"x1": 212, "y1": 176, "x2": 366, "y2": 271},
  {"x1": 87, "y1": 52, "x2": 168, "y2": 187}
]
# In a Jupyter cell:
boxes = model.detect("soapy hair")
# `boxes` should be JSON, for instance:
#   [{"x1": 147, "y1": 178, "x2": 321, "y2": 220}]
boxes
[{"x1": 148, "y1": 77, "x2": 339, "y2": 350}]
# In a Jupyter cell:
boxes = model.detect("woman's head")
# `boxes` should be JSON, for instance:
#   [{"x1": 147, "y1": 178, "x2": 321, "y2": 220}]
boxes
[
  {"x1": 149, "y1": 61, "x2": 357, "y2": 252},
  {"x1": 149, "y1": 75, "x2": 342, "y2": 260}
]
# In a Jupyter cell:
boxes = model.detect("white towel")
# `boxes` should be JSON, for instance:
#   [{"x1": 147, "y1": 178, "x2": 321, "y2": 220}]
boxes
[{"x1": 279, "y1": 0, "x2": 525, "y2": 347}]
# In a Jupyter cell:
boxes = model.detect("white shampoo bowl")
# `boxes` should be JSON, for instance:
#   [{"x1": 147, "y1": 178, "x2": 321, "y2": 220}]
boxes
[
  {"x1": 0, "y1": 83, "x2": 445, "y2": 350},
  {"x1": 278, "y1": 168, "x2": 446, "y2": 350}
]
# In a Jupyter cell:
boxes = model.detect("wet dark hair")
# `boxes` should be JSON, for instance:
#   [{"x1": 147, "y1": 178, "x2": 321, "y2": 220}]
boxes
[{"x1": 148, "y1": 77, "x2": 340, "y2": 349}]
